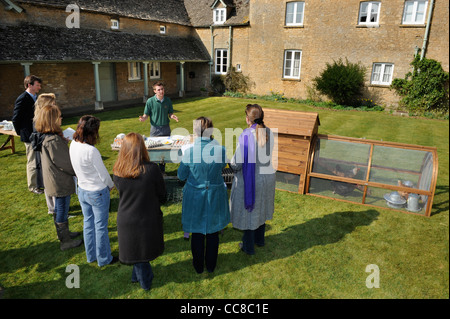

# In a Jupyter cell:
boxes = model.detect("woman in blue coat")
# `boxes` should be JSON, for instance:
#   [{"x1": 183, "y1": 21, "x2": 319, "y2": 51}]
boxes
[{"x1": 177, "y1": 117, "x2": 230, "y2": 274}]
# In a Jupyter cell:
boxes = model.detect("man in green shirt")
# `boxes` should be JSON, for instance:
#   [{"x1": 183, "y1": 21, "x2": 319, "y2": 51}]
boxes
[
  {"x1": 139, "y1": 81, "x2": 179, "y2": 136},
  {"x1": 139, "y1": 81, "x2": 179, "y2": 173}
]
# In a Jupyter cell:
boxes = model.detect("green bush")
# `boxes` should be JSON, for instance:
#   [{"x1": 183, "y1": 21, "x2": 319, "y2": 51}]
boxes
[
  {"x1": 391, "y1": 55, "x2": 449, "y2": 115},
  {"x1": 223, "y1": 67, "x2": 253, "y2": 93},
  {"x1": 313, "y1": 58, "x2": 366, "y2": 106}
]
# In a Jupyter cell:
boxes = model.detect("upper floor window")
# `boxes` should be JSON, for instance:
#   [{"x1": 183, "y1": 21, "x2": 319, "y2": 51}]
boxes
[
  {"x1": 285, "y1": 2, "x2": 305, "y2": 26},
  {"x1": 402, "y1": 1, "x2": 428, "y2": 24},
  {"x1": 283, "y1": 50, "x2": 302, "y2": 80},
  {"x1": 358, "y1": 2, "x2": 381, "y2": 25},
  {"x1": 128, "y1": 62, "x2": 141, "y2": 81},
  {"x1": 371, "y1": 63, "x2": 394, "y2": 85},
  {"x1": 213, "y1": 8, "x2": 226, "y2": 24},
  {"x1": 160, "y1": 26, "x2": 166, "y2": 34},
  {"x1": 111, "y1": 19, "x2": 119, "y2": 30},
  {"x1": 150, "y1": 62, "x2": 161, "y2": 79},
  {"x1": 215, "y1": 49, "x2": 228, "y2": 74}
]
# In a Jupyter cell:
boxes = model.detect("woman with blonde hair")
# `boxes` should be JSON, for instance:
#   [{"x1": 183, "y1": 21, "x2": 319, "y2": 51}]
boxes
[
  {"x1": 230, "y1": 104, "x2": 276, "y2": 255},
  {"x1": 113, "y1": 133, "x2": 166, "y2": 290},
  {"x1": 33, "y1": 93, "x2": 57, "y2": 215},
  {"x1": 34, "y1": 103, "x2": 82, "y2": 251}
]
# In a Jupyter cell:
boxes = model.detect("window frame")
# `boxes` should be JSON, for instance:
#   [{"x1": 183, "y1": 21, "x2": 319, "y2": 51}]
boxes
[
  {"x1": 128, "y1": 62, "x2": 141, "y2": 81},
  {"x1": 283, "y1": 49, "x2": 302, "y2": 80},
  {"x1": 111, "y1": 19, "x2": 119, "y2": 30},
  {"x1": 213, "y1": 8, "x2": 226, "y2": 25},
  {"x1": 402, "y1": 0, "x2": 428, "y2": 25},
  {"x1": 358, "y1": 1, "x2": 381, "y2": 26},
  {"x1": 150, "y1": 62, "x2": 161, "y2": 79},
  {"x1": 285, "y1": 1, "x2": 305, "y2": 26},
  {"x1": 215, "y1": 49, "x2": 228, "y2": 75},
  {"x1": 371, "y1": 63, "x2": 394, "y2": 86}
]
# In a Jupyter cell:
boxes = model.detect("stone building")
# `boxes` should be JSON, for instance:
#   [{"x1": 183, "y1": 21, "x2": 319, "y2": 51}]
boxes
[{"x1": 0, "y1": 0, "x2": 448, "y2": 118}]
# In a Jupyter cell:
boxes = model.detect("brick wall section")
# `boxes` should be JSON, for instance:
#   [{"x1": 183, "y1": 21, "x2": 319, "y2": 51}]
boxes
[
  {"x1": 242, "y1": 0, "x2": 449, "y2": 107},
  {"x1": 193, "y1": 0, "x2": 448, "y2": 108}
]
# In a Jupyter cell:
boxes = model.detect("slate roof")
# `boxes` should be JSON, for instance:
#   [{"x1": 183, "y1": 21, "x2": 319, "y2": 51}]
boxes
[
  {"x1": 184, "y1": 0, "x2": 250, "y2": 27},
  {"x1": 16, "y1": 0, "x2": 192, "y2": 25},
  {"x1": 0, "y1": 23, "x2": 210, "y2": 62}
]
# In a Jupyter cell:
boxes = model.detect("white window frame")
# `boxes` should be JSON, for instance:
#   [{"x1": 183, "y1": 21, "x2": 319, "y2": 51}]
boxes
[
  {"x1": 402, "y1": 0, "x2": 428, "y2": 25},
  {"x1": 150, "y1": 62, "x2": 161, "y2": 79},
  {"x1": 128, "y1": 62, "x2": 141, "y2": 81},
  {"x1": 160, "y1": 25, "x2": 166, "y2": 34},
  {"x1": 371, "y1": 63, "x2": 394, "y2": 85},
  {"x1": 111, "y1": 19, "x2": 119, "y2": 30},
  {"x1": 213, "y1": 8, "x2": 226, "y2": 24},
  {"x1": 285, "y1": 2, "x2": 305, "y2": 26},
  {"x1": 215, "y1": 49, "x2": 228, "y2": 75},
  {"x1": 358, "y1": 2, "x2": 381, "y2": 26},
  {"x1": 283, "y1": 50, "x2": 302, "y2": 80}
]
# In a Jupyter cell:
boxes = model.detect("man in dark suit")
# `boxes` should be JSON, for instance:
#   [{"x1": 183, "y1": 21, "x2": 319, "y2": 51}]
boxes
[{"x1": 12, "y1": 75, "x2": 43, "y2": 194}]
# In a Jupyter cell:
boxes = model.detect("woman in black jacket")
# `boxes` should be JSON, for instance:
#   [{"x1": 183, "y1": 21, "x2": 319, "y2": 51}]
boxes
[{"x1": 113, "y1": 132, "x2": 166, "y2": 290}]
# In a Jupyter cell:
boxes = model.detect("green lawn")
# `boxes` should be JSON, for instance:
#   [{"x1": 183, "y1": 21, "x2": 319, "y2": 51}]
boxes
[{"x1": 0, "y1": 97, "x2": 448, "y2": 299}]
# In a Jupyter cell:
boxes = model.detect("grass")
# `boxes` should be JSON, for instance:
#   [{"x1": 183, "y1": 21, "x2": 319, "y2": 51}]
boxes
[{"x1": 0, "y1": 96, "x2": 448, "y2": 299}]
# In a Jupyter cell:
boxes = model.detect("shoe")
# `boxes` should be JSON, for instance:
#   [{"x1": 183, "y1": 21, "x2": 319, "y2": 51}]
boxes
[
  {"x1": 31, "y1": 188, "x2": 44, "y2": 194},
  {"x1": 54, "y1": 222, "x2": 83, "y2": 251},
  {"x1": 108, "y1": 256, "x2": 119, "y2": 265}
]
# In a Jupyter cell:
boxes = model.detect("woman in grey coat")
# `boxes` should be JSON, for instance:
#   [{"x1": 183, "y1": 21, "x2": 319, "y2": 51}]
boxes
[
  {"x1": 34, "y1": 103, "x2": 82, "y2": 251},
  {"x1": 230, "y1": 104, "x2": 276, "y2": 255}
]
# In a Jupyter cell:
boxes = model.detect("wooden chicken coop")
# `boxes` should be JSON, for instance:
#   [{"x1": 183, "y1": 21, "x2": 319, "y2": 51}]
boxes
[
  {"x1": 263, "y1": 108, "x2": 320, "y2": 194},
  {"x1": 263, "y1": 108, "x2": 438, "y2": 217}
]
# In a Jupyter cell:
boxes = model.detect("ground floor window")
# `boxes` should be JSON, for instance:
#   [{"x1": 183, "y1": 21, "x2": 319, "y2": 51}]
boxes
[
  {"x1": 128, "y1": 62, "x2": 141, "y2": 80},
  {"x1": 215, "y1": 49, "x2": 228, "y2": 75},
  {"x1": 283, "y1": 50, "x2": 302, "y2": 79},
  {"x1": 371, "y1": 63, "x2": 394, "y2": 85},
  {"x1": 150, "y1": 62, "x2": 161, "y2": 79}
]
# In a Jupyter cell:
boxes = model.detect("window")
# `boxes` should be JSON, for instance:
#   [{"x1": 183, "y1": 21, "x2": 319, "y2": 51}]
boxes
[
  {"x1": 160, "y1": 26, "x2": 166, "y2": 34},
  {"x1": 150, "y1": 62, "x2": 160, "y2": 79},
  {"x1": 371, "y1": 63, "x2": 394, "y2": 85},
  {"x1": 358, "y1": 2, "x2": 381, "y2": 25},
  {"x1": 402, "y1": 1, "x2": 428, "y2": 24},
  {"x1": 213, "y1": 8, "x2": 226, "y2": 24},
  {"x1": 128, "y1": 62, "x2": 141, "y2": 81},
  {"x1": 215, "y1": 49, "x2": 228, "y2": 74},
  {"x1": 283, "y1": 50, "x2": 302, "y2": 79},
  {"x1": 236, "y1": 64, "x2": 242, "y2": 72},
  {"x1": 285, "y1": 2, "x2": 305, "y2": 26},
  {"x1": 111, "y1": 19, "x2": 119, "y2": 30}
]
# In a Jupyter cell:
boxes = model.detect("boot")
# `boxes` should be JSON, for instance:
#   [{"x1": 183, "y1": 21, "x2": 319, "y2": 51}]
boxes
[
  {"x1": 55, "y1": 222, "x2": 83, "y2": 251},
  {"x1": 53, "y1": 214, "x2": 81, "y2": 239}
]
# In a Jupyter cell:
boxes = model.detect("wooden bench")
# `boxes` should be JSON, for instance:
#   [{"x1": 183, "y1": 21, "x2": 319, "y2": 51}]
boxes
[{"x1": 0, "y1": 128, "x2": 18, "y2": 154}]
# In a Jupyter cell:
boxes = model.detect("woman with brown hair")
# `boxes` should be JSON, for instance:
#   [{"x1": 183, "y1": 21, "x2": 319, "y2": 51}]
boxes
[
  {"x1": 177, "y1": 117, "x2": 230, "y2": 274},
  {"x1": 230, "y1": 104, "x2": 276, "y2": 255},
  {"x1": 69, "y1": 115, "x2": 117, "y2": 267},
  {"x1": 34, "y1": 103, "x2": 82, "y2": 251},
  {"x1": 113, "y1": 133, "x2": 166, "y2": 290}
]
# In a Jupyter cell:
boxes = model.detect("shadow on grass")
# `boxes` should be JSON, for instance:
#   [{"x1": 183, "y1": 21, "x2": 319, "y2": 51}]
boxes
[
  {"x1": 0, "y1": 209, "x2": 378, "y2": 298},
  {"x1": 151, "y1": 209, "x2": 379, "y2": 288}
]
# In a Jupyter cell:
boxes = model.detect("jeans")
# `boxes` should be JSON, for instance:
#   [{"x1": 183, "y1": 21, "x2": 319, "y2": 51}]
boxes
[
  {"x1": 191, "y1": 232, "x2": 220, "y2": 273},
  {"x1": 242, "y1": 224, "x2": 266, "y2": 255},
  {"x1": 78, "y1": 187, "x2": 112, "y2": 267},
  {"x1": 132, "y1": 262, "x2": 154, "y2": 290},
  {"x1": 54, "y1": 195, "x2": 71, "y2": 223}
]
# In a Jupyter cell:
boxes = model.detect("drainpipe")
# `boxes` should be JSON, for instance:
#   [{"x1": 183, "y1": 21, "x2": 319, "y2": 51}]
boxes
[
  {"x1": 210, "y1": 25, "x2": 214, "y2": 85},
  {"x1": 228, "y1": 25, "x2": 233, "y2": 71},
  {"x1": 420, "y1": 0, "x2": 435, "y2": 60}
]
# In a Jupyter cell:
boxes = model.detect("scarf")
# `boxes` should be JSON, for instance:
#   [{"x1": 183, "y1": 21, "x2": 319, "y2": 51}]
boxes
[{"x1": 239, "y1": 124, "x2": 257, "y2": 212}]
